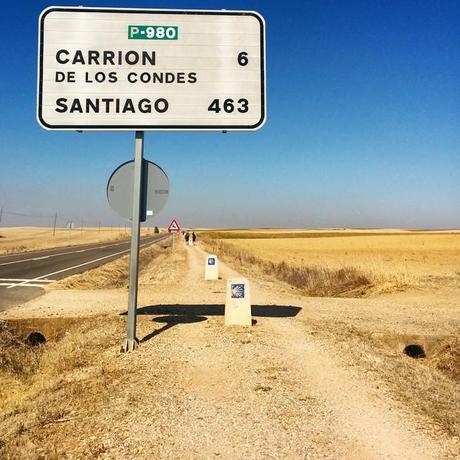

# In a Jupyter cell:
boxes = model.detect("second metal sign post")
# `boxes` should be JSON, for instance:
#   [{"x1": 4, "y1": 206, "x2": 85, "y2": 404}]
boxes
[{"x1": 125, "y1": 131, "x2": 144, "y2": 352}]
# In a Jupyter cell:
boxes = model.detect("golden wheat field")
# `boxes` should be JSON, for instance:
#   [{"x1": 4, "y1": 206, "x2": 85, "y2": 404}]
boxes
[
  {"x1": 0, "y1": 227, "x2": 157, "y2": 255},
  {"x1": 202, "y1": 230, "x2": 460, "y2": 295},
  {"x1": 216, "y1": 232, "x2": 460, "y2": 277}
]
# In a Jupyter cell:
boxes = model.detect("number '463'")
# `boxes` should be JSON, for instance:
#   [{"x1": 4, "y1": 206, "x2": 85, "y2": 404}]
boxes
[{"x1": 208, "y1": 98, "x2": 249, "y2": 113}]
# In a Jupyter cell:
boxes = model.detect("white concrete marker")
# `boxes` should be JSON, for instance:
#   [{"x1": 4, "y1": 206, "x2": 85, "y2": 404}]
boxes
[
  {"x1": 188, "y1": 238, "x2": 194, "y2": 246},
  {"x1": 205, "y1": 255, "x2": 219, "y2": 280},
  {"x1": 225, "y1": 278, "x2": 252, "y2": 326}
]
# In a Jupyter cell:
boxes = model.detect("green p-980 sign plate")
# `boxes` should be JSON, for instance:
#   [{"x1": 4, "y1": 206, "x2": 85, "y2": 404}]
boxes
[
  {"x1": 128, "y1": 25, "x2": 178, "y2": 40},
  {"x1": 37, "y1": 7, "x2": 266, "y2": 131}
]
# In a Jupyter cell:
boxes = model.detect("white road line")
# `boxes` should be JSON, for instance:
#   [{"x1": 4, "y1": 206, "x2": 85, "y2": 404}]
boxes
[
  {"x1": 7, "y1": 248, "x2": 130, "y2": 289},
  {"x1": 0, "y1": 240, "x2": 136, "y2": 267},
  {"x1": 0, "y1": 278, "x2": 54, "y2": 283},
  {"x1": 6, "y1": 239, "x2": 158, "y2": 289}
]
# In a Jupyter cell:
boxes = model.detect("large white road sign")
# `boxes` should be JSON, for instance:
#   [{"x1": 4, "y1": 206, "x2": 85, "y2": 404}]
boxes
[{"x1": 37, "y1": 7, "x2": 266, "y2": 131}]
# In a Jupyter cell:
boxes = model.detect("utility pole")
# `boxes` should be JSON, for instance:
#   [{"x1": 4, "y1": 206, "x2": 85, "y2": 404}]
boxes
[
  {"x1": 53, "y1": 212, "x2": 57, "y2": 236},
  {"x1": 0, "y1": 207, "x2": 3, "y2": 226},
  {"x1": 68, "y1": 222, "x2": 73, "y2": 245}
]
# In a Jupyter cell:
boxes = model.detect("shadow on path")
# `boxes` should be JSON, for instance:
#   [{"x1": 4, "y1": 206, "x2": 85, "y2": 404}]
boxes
[
  {"x1": 123, "y1": 304, "x2": 301, "y2": 318},
  {"x1": 140, "y1": 315, "x2": 207, "y2": 343},
  {"x1": 121, "y1": 304, "x2": 302, "y2": 343}
]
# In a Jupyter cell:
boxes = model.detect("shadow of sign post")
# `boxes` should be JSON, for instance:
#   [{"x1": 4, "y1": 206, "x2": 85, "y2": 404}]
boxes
[
  {"x1": 121, "y1": 303, "x2": 301, "y2": 343},
  {"x1": 124, "y1": 303, "x2": 301, "y2": 318}
]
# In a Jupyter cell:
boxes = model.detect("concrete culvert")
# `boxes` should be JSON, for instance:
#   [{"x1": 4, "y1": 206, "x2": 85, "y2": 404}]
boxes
[
  {"x1": 26, "y1": 332, "x2": 46, "y2": 346},
  {"x1": 404, "y1": 344, "x2": 426, "y2": 359}
]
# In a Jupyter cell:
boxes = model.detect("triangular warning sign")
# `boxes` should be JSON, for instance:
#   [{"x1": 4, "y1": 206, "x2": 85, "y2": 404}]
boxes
[{"x1": 168, "y1": 219, "x2": 181, "y2": 233}]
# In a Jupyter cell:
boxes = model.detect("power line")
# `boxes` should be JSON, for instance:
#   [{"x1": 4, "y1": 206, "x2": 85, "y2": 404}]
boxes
[
  {"x1": 0, "y1": 207, "x2": 128, "y2": 229},
  {"x1": 1, "y1": 210, "x2": 55, "y2": 218}
]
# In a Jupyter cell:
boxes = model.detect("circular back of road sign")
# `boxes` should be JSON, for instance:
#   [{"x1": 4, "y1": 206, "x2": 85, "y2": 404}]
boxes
[{"x1": 107, "y1": 160, "x2": 169, "y2": 220}]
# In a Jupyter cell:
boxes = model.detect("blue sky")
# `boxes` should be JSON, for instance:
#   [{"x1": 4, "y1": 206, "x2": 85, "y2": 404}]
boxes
[{"x1": 0, "y1": 0, "x2": 458, "y2": 228}]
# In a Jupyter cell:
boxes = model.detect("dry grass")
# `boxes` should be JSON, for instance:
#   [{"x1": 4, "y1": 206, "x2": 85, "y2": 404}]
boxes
[
  {"x1": 431, "y1": 339, "x2": 460, "y2": 383},
  {"x1": 268, "y1": 262, "x2": 371, "y2": 297},
  {"x1": 0, "y1": 321, "x2": 42, "y2": 379},
  {"x1": 306, "y1": 319, "x2": 460, "y2": 436},
  {"x1": 0, "y1": 227, "x2": 157, "y2": 255},
  {"x1": 201, "y1": 231, "x2": 460, "y2": 297},
  {"x1": 0, "y1": 316, "x2": 125, "y2": 458}
]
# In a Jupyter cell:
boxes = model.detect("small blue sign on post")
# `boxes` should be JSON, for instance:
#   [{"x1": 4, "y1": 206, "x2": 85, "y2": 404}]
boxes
[
  {"x1": 231, "y1": 284, "x2": 245, "y2": 299},
  {"x1": 205, "y1": 254, "x2": 219, "y2": 280},
  {"x1": 225, "y1": 278, "x2": 251, "y2": 326}
]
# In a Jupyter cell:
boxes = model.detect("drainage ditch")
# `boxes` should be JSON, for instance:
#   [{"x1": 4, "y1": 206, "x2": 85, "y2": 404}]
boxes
[
  {"x1": 371, "y1": 330, "x2": 457, "y2": 361},
  {"x1": 4, "y1": 317, "x2": 81, "y2": 346}
]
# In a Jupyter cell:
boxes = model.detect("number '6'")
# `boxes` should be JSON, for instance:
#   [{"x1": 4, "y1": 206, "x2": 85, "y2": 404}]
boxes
[{"x1": 238, "y1": 52, "x2": 248, "y2": 66}]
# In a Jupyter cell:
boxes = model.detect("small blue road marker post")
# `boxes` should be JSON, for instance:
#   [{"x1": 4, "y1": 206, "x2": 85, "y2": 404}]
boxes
[
  {"x1": 225, "y1": 278, "x2": 252, "y2": 326},
  {"x1": 205, "y1": 255, "x2": 219, "y2": 280}
]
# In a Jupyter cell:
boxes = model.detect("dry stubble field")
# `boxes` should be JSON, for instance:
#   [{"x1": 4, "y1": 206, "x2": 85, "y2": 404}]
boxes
[{"x1": 0, "y1": 228, "x2": 459, "y2": 458}]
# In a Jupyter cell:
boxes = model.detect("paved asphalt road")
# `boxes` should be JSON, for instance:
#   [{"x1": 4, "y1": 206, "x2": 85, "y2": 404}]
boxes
[{"x1": 0, "y1": 234, "x2": 169, "y2": 311}]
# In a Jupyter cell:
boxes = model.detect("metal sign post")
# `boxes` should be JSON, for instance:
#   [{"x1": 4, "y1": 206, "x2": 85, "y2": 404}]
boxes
[
  {"x1": 106, "y1": 143, "x2": 169, "y2": 353},
  {"x1": 168, "y1": 219, "x2": 181, "y2": 251},
  {"x1": 123, "y1": 131, "x2": 144, "y2": 352}
]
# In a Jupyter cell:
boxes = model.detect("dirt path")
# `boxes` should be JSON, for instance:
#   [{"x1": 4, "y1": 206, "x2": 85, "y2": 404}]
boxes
[
  {"x1": 102, "y1": 244, "x2": 454, "y2": 458},
  {"x1": 2, "y1": 242, "x2": 458, "y2": 458},
  {"x1": 188, "y1": 246, "x2": 453, "y2": 459}
]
